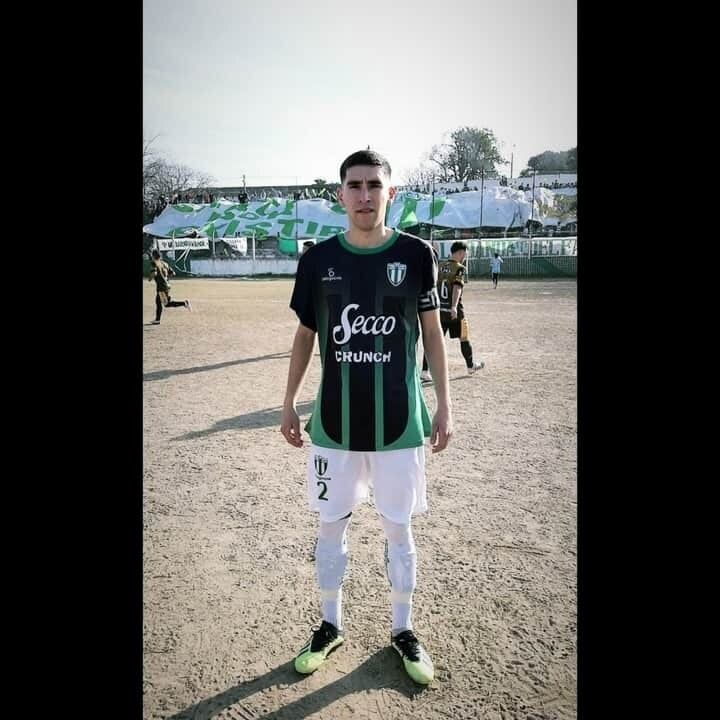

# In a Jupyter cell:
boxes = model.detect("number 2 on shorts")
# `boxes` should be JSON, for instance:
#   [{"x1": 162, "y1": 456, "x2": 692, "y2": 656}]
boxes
[{"x1": 316, "y1": 480, "x2": 328, "y2": 501}]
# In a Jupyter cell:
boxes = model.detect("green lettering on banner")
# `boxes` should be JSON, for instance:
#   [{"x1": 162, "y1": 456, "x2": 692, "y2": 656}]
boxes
[
  {"x1": 277, "y1": 218, "x2": 302, "y2": 237},
  {"x1": 207, "y1": 211, "x2": 222, "y2": 222},
  {"x1": 224, "y1": 219, "x2": 240, "y2": 236},
  {"x1": 329, "y1": 203, "x2": 347, "y2": 215},
  {"x1": 305, "y1": 221, "x2": 318, "y2": 235},
  {"x1": 319, "y1": 225, "x2": 345, "y2": 237},
  {"x1": 398, "y1": 198, "x2": 418, "y2": 229},
  {"x1": 239, "y1": 212, "x2": 260, "y2": 220},
  {"x1": 429, "y1": 198, "x2": 446, "y2": 219},
  {"x1": 265, "y1": 205, "x2": 295, "y2": 219},
  {"x1": 172, "y1": 204, "x2": 195, "y2": 213},
  {"x1": 245, "y1": 222, "x2": 272, "y2": 237},
  {"x1": 254, "y1": 199, "x2": 282, "y2": 217}
]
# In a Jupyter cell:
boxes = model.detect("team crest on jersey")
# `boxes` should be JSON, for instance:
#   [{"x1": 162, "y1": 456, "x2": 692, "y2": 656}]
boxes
[
  {"x1": 387, "y1": 262, "x2": 407, "y2": 286},
  {"x1": 314, "y1": 455, "x2": 328, "y2": 476}
]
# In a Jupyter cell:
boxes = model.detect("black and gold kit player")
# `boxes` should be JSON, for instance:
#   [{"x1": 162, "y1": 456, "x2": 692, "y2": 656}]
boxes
[
  {"x1": 421, "y1": 241, "x2": 484, "y2": 378},
  {"x1": 149, "y1": 249, "x2": 192, "y2": 324}
]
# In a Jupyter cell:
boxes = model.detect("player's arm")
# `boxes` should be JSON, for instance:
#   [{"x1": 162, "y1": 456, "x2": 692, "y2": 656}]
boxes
[
  {"x1": 420, "y1": 310, "x2": 453, "y2": 453},
  {"x1": 280, "y1": 323, "x2": 316, "y2": 448},
  {"x1": 449, "y1": 284, "x2": 462, "y2": 319}
]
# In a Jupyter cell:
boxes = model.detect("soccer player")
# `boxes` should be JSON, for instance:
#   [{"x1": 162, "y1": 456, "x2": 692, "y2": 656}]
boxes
[
  {"x1": 490, "y1": 251, "x2": 503, "y2": 288},
  {"x1": 148, "y1": 249, "x2": 191, "y2": 324},
  {"x1": 280, "y1": 149, "x2": 453, "y2": 685},
  {"x1": 419, "y1": 241, "x2": 484, "y2": 382}
]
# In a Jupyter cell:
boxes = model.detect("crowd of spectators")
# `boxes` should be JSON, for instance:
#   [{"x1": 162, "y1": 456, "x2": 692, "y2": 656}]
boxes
[
  {"x1": 144, "y1": 178, "x2": 577, "y2": 223},
  {"x1": 516, "y1": 180, "x2": 577, "y2": 191},
  {"x1": 144, "y1": 186, "x2": 343, "y2": 222}
]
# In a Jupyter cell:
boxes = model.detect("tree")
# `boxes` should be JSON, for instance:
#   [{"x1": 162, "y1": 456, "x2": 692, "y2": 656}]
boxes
[
  {"x1": 143, "y1": 134, "x2": 215, "y2": 205},
  {"x1": 403, "y1": 164, "x2": 436, "y2": 190},
  {"x1": 313, "y1": 178, "x2": 327, "y2": 185},
  {"x1": 521, "y1": 147, "x2": 577, "y2": 175},
  {"x1": 426, "y1": 127, "x2": 505, "y2": 183}
]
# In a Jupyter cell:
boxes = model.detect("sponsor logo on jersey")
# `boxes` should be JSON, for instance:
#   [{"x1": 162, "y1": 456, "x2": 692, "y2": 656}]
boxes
[
  {"x1": 322, "y1": 267, "x2": 343, "y2": 282},
  {"x1": 387, "y1": 262, "x2": 407, "y2": 286},
  {"x1": 331, "y1": 304, "x2": 397, "y2": 363},
  {"x1": 334, "y1": 350, "x2": 392, "y2": 363},
  {"x1": 332, "y1": 304, "x2": 397, "y2": 345},
  {"x1": 314, "y1": 455, "x2": 328, "y2": 475}
]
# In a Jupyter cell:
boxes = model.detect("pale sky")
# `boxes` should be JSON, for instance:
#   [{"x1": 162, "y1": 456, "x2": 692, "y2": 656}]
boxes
[{"x1": 143, "y1": 0, "x2": 576, "y2": 188}]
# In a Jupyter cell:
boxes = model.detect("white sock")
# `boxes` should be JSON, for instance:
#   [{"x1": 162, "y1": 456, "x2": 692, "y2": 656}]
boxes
[{"x1": 321, "y1": 588, "x2": 343, "y2": 630}]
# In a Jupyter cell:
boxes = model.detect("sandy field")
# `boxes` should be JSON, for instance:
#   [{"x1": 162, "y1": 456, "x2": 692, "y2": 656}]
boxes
[{"x1": 143, "y1": 276, "x2": 576, "y2": 720}]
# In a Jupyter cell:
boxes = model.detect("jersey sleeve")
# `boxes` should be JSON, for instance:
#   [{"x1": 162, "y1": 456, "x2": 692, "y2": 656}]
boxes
[
  {"x1": 417, "y1": 242, "x2": 440, "y2": 313},
  {"x1": 289, "y1": 253, "x2": 317, "y2": 331},
  {"x1": 452, "y1": 264, "x2": 466, "y2": 287}
]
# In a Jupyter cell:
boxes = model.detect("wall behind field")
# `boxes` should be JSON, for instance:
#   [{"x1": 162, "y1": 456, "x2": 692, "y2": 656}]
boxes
[{"x1": 191, "y1": 257, "x2": 298, "y2": 276}]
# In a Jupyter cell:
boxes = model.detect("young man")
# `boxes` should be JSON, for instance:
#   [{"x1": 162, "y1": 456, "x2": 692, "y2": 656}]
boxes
[
  {"x1": 420, "y1": 241, "x2": 484, "y2": 382},
  {"x1": 148, "y1": 249, "x2": 191, "y2": 324},
  {"x1": 280, "y1": 149, "x2": 453, "y2": 685},
  {"x1": 490, "y1": 251, "x2": 503, "y2": 289}
]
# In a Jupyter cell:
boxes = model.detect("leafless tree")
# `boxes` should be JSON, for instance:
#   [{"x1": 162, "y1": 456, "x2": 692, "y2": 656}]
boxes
[
  {"x1": 403, "y1": 163, "x2": 437, "y2": 190},
  {"x1": 143, "y1": 133, "x2": 215, "y2": 204}
]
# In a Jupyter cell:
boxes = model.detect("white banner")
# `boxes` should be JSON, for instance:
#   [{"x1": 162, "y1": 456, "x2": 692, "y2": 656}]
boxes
[
  {"x1": 143, "y1": 187, "x2": 569, "y2": 240},
  {"x1": 156, "y1": 237, "x2": 210, "y2": 250},
  {"x1": 222, "y1": 236, "x2": 247, "y2": 254}
]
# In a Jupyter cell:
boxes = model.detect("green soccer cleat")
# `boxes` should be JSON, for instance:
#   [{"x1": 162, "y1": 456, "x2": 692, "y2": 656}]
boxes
[
  {"x1": 391, "y1": 630, "x2": 434, "y2": 684},
  {"x1": 294, "y1": 621, "x2": 344, "y2": 675}
]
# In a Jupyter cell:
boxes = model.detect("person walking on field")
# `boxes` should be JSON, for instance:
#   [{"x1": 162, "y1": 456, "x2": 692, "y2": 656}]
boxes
[
  {"x1": 149, "y1": 249, "x2": 191, "y2": 324},
  {"x1": 419, "y1": 241, "x2": 484, "y2": 382},
  {"x1": 490, "y1": 251, "x2": 503, "y2": 289},
  {"x1": 280, "y1": 149, "x2": 453, "y2": 685}
]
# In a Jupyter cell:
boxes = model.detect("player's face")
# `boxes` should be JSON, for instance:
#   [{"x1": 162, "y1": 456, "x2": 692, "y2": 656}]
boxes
[{"x1": 338, "y1": 165, "x2": 396, "y2": 232}]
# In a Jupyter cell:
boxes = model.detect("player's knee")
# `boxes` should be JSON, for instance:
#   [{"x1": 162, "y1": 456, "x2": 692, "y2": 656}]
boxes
[
  {"x1": 380, "y1": 515, "x2": 417, "y2": 594},
  {"x1": 317, "y1": 513, "x2": 351, "y2": 542},
  {"x1": 315, "y1": 521, "x2": 350, "y2": 589},
  {"x1": 315, "y1": 514, "x2": 351, "y2": 587},
  {"x1": 379, "y1": 514, "x2": 414, "y2": 549}
]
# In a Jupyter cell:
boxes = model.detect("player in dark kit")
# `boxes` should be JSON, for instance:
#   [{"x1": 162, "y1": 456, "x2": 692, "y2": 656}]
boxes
[
  {"x1": 280, "y1": 149, "x2": 453, "y2": 685},
  {"x1": 148, "y1": 249, "x2": 191, "y2": 324},
  {"x1": 420, "y1": 241, "x2": 484, "y2": 382}
]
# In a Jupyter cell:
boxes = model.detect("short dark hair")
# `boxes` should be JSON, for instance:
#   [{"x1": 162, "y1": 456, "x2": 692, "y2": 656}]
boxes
[
  {"x1": 494, "y1": 252, "x2": 499, "y2": 257},
  {"x1": 339, "y1": 150, "x2": 391, "y2": 183},
  {"x1": 450, "y1": 241, "x2": 468, "y2": 254},
  {"x1": 151, "y1": 249, "x2": 160, "y2": 259}
]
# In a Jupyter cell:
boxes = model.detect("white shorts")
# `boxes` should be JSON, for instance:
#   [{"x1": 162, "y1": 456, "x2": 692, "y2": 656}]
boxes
[{"x1": 306, "y1": 445, "x2": 427, "y2": 525}]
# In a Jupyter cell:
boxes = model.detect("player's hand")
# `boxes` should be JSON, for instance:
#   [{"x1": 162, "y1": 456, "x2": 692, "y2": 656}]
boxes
[
  {"x1": 450, "y1": 307, "x2": 458, "y2": 320},
  {"x1": 280, "y1": 404, "x2": 304, "y2": 447},
  {"x1": 430, "y1": 405, "x2": 453, "y2": 453}
]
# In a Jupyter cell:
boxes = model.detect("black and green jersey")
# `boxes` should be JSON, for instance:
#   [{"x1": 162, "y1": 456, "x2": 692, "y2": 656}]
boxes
[{"x1": 290, "y1": 230, "x2": 439, "y2": 452}]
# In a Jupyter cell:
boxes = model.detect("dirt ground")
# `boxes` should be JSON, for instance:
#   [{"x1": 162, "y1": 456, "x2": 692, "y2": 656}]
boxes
[{"x1": 143, "y1": 276, "x2": 577, "y2": 720}]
